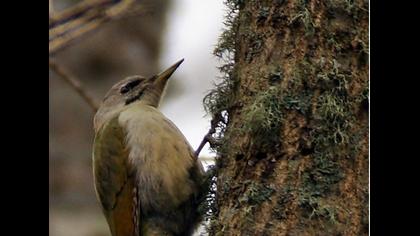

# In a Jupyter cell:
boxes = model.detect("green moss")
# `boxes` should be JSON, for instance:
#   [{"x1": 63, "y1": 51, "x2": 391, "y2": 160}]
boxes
[
  {"x1": 204, "y1": 0, "x2": 242, "y2": 156},
  {"x1": 238, "y1": 78, "x2": 313, "y2": 150},
  {"x1": 294, "y1": 55, "x2": 367, "y2": 225},
  {"x1": 203, "y1": 78, "x2": 236, "y2": 119},
  {"x1": 272, "y1": 187, "x2": 293, "y2": 220},
  {"x1": 213, "y1": 0, "x2": 240, "y2": 60},
  {"x1": 357, "y1": 37, "x2": 369, "y2": 55},
  {"x1": 241, "y1": 87, "x2": 283, "y2": 138},
  {"x1": 298, "y1": 153, "x2": 343, "y2": 207},
  {"x1": 257, "y1": 6, "x2": 270, "y2": 24},
  {"x1": 205, "y1": 0, "x2": 368, "y2": 232},
  {"x1": 327, "y1": 34, "x2": 344, "y2": 52},
  {"x1": 244, "y1": 32, "x2": 265, "y2": 63},
  {"x1": 326, "y1": 0, "x2": 368, "y2": 18},
  {"x1": 292, "y1": 57, "x2": 364, "y2": 222},
  {"x1": 327, "y1": 0, "x2": 355, "y2": 14},
  {"x1": 292, "y1": 57, "x2": 316, "y2": 86},
  {"x1": 311, "y1": 204, "x2": 338, "y2": 223},
  {"x1": 357, "y1": 86, "x2": 369, "y2": 103},
  {"x1": 203, "y1": 2, "x2": 243, "y2": 233},
  {"x1": 289, "y1": 0, "x2": 315, "y2": 36},
  {"x1": 239, "y1": 182, "x2": 275, "y2": 206},
  {"x1": 283, "y1": 93, "x2": 312, "y2": 114},
  {"x1": 267, "y1": 66, "x2": 283, "y2": 84},
  {"x1": 298, "y1": 179, "x2": 339, "y2": 223},
  {"x1": 301, "y1": 7, "x2": 315, "y2": 36},
  {"x1": 204, "y1": 6, "x2": 366, "y2": 236},
  {"x1": 317, "y1": 93, "x2": 350, "y2": 144}
]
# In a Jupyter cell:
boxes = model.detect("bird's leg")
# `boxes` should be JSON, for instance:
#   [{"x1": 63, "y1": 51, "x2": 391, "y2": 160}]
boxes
[
  {"x1": 194, "y1": 133, "x2": 212, "y2": 158},
  {"x1": 194, "y1": 115, "x2": 221, "y2": 158}
]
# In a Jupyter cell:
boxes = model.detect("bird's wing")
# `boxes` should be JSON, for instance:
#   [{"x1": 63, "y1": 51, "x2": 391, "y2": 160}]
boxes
[
  {"x1": 157, "y1": 116, "x2": 206, "y2": 198},
  {"x1": 160, "y1": 117, "x2": 205, "y2": 173},
  {"x1": 93, "y1": 116, "x2": 139, "y2": 236}
]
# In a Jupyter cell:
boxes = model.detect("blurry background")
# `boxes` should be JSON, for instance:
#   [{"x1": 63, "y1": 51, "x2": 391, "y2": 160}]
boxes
[{"x1": 49, "y1": 0, "x2": 224, "y2": 235}]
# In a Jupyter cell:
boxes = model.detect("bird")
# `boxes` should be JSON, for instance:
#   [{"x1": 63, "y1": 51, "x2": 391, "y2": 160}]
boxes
[{"x1": 92, "y1": 59, "x2": 205, "y2": 236}]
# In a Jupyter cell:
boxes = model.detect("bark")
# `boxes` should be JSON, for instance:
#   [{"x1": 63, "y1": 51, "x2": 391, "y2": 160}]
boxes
[{"x1": 204, "y1": 0, "x2": 368, "y2": 235}]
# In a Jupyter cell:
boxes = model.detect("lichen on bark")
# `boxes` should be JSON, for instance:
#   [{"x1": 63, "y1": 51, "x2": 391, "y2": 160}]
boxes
[{"x1": 203, "y1": 0, "x2": 368, "y2": 235}]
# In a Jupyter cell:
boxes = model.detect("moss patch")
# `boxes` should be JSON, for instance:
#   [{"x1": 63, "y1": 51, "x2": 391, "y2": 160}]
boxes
[{"x1": 204, "y1": 0, "x2": 368, "y2": 234}]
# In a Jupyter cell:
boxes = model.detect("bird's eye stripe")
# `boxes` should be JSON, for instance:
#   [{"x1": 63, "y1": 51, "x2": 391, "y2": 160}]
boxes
[
  {"x1": 125, "y1": 89, "x2": 145, "y2": 105},
  {"x1": 125, "y1": 79, "x2": 141, "y2": 89},
  {"x1": 120, "y1": 87, "x2": 130, "y2": 94},
  {"x1": 120, "y1": 79, "x2": 142, "y2": 94}
]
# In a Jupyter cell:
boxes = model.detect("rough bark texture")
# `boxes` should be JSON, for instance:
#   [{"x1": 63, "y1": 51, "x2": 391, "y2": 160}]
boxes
[{"x1": 204, "y1": 0, "x2": 368, "y2": 235}]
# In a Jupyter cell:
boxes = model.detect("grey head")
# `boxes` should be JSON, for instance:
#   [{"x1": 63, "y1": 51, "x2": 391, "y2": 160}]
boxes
[{"x1": 94, "y1": 59, "x2": 184, "y2": 131}]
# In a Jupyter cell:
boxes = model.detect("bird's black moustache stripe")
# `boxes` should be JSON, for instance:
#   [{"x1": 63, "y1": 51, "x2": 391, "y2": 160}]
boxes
[
  {"x1": 120, "y1": 79, "x2": 142, "y2": 94},
  {"x1": 125, "y1": 89, "x2": 145, "y2": 105}
]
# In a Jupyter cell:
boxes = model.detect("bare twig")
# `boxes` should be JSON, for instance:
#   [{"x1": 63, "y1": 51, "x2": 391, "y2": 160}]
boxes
[
  {"x1": 49, "y1": 0, "x2": 136, "y2": 55},
  {"x1": 49, "y1": 0, "x2": 54, "y2": 17},
  {"x1": 49, "y1": 60, "x2": 99, "y2": 112},
  {"x1": 49, "y1": 0, "x2": 115, "y2": 28},
  {"x1": 50, "y1": 17, "x2": 107, "y2": 55}
]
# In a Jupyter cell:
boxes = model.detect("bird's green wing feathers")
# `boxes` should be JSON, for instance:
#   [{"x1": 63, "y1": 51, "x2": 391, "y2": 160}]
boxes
[{"x1": 93, "y1": 116, "x2": 138, "y2": 236}]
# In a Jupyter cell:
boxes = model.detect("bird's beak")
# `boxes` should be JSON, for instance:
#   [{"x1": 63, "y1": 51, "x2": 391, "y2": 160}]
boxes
[
  {"x1": 153, "y1": 59, "x2": 184, "y2": 88},
  {"x1": 142, "y1": 59, "x2": 184, "y2": 107}
]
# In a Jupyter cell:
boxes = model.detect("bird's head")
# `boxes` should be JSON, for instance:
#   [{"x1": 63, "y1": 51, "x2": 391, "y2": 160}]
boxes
[{"x1": 94, "y1": 59, "x2": 184, "y2": 131}]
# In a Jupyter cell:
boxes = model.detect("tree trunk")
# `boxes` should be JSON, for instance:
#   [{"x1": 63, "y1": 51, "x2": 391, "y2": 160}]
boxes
[{"x1": 204, "y1": 0, "x2": 368, "y2": 235}]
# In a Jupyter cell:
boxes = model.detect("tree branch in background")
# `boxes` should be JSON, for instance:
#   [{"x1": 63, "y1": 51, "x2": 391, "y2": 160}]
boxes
[
  {"x1": 49, "y1": 0, "x2": 115, "y2": 28},
  {"x1": 49, "y1": 0, "x2": 136, "y2": 56},
  {"x1": 49, "y1": 60, "x2": 99, "y2": 112},
  {"x1": 49, "y1": 0, "x2": 54, "y2": 17}
]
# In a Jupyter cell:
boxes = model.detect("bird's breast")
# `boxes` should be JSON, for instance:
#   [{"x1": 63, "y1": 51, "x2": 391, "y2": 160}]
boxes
[{"x1": 118, "y1": 104, "x2": 197, "y2": 212}]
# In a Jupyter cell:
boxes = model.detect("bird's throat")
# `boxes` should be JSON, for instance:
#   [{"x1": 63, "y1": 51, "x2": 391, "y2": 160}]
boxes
[{"x1": 125, "y1": 89, "x2": 146, "y2": 105}]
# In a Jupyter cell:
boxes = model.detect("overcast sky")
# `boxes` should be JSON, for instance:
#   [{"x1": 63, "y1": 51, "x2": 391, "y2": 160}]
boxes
[{"x1": 159, "y1": 0, "x2": 226, "y2": 164}]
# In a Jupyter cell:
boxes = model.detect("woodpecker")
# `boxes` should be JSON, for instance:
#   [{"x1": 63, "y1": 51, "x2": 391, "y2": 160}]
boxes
[{"x1": 92, "y1": 59, "x2": 204, "y2": 236}]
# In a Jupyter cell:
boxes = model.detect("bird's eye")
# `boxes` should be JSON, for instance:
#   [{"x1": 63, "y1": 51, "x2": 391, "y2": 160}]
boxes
[
  {"x1": 120, "y1": 86, "x2": 130, "y2": 94},
  {"x1": 120, "y1": 79, "x2": 141, "y2": 94}
]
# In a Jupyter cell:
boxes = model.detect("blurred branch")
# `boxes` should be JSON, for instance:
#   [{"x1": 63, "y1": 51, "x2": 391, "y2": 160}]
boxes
[
  {"x1": 49, "y1": 0, "x2": 136, "y2": 56},
  {"x1": 49, "y1": 0, "x2": 114, "y2": 28},
  {"x1": 49, "y1": 0, "x2": 54, "y2": 17},
  {"x1": 49, "y1": 60, "x2": 99, "y2": 112}
]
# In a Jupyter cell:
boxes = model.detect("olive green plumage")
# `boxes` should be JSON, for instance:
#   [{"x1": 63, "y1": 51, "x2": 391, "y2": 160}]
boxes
[{"x1": 92, "y1": 60, "x2": 204, "y2": 236}]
